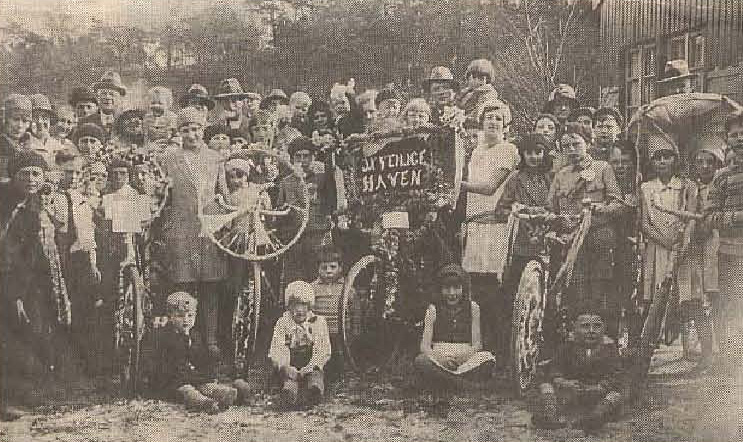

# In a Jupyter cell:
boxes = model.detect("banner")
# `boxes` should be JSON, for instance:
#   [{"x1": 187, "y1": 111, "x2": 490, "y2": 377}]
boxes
[{"x1": 342, "y1": 127, "x2": 461, "y2": 228}]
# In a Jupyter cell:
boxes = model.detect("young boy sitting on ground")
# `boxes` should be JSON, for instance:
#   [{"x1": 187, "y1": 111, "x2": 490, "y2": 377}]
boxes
[
  {"x1": 311, "y1": 248, "x2": 351, "y2": 388},
  {"x1": 269, "y1": 281, "x2": 331, "y2": 409},
  {"x1": 142, "y1": 292, "x2": 237, "y2": 413},
  {"x1": 530, "y1": 311, "x2": 627, "y2": 434}
]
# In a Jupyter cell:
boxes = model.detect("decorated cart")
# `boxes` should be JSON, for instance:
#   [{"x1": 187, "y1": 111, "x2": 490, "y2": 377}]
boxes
[{"x1": 336, "y1": 125, "x2": 465, "y2": 372}]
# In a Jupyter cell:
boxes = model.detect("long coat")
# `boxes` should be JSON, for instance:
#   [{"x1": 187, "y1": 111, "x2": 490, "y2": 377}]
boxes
[{"x1": 160, "y1": 144, "x2": 228, "y2": 283}]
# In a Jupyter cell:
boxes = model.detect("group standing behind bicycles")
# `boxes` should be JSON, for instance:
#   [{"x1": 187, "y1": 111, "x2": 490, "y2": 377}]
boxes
[{"x1": 1, "y1": 58, "x2": 742, "y2": 436}]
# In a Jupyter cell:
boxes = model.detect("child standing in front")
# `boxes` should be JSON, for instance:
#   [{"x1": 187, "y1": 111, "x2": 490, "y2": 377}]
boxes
[
  {"x1": 311, "y1": 248, "x2": 351, "y2": 388},
  {"x1": 269, "y1": 281, "x2": 331, "y2": 409}
]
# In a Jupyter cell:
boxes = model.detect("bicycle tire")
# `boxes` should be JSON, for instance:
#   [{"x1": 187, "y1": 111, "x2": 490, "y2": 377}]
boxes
[
  {"x1": 340, "y1": 255, "x2": 401, "y2": 373},
  {"x1": 511, "y1": 259, "x2": 547, "y2": 397}
]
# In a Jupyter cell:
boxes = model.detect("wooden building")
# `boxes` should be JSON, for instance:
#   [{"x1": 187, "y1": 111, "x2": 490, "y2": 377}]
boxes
[{"x1": 598, "y1": 0, "x2": 743, "y2": 117}]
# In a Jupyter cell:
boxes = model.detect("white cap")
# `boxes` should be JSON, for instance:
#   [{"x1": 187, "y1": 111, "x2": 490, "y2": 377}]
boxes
[{"x1": 285, "y1": 281, "x2": 315, "y2": 306}]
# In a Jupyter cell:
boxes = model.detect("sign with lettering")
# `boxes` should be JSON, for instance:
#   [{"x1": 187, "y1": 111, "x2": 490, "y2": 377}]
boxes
[{"x1": 342, "y1": 127, "x2": 462, "y2": 228}]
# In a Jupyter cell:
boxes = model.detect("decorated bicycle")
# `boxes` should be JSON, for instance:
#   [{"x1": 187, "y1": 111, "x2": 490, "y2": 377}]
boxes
[
  {"x1": 105, "y1": 146, "x2": 170, "y2": 397},
  {"x1": 198, "y1": 147, "x2": 309, "y2": 373}
]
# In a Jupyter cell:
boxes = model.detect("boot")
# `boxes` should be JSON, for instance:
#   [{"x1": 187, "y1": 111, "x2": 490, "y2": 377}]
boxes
[
  {"x1": 199, "y1": 382, "x2": 237, "y2": 410},
  {"x1": 177, "y1": 385, "x2": 219, "y2": 414},
  {"x1": 233, "y1": 379, "x2": 253, "y2": 405}
]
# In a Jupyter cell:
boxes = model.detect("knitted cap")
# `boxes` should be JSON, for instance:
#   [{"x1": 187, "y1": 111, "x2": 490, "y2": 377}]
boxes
[
  {"x1": 167, "y1": 291, "x2": 198, "y2": 314},
  {"x1": 285, "y1": 281, "x2": 315, "y2": 306}
]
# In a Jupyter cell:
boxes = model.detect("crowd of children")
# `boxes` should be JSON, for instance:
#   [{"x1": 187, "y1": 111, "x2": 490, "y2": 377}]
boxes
[{"x1": 0, "y1": 56, "x2": 742, "y2": 436}]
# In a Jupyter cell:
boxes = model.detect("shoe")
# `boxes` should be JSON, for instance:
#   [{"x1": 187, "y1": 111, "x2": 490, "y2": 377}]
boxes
[{"x1": 305, "y1": 385, "x2": 322, "y2": 407}]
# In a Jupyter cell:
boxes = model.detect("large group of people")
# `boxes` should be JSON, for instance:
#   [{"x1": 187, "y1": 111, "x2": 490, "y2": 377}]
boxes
[{"x1": 0, "y1": 55, "x2": 742, "y2": 435}]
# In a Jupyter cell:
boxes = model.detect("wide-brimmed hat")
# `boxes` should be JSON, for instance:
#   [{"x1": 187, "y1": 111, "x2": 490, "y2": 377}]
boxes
[
  {"x1": 375, "y1": 86, "x2": 404, "y2": 107},
  {"x1": 423, "y1": 66, "x2": 459, "y2": 91},
  {"x1": 179, "y1": 84, "x2": 215, "y2": 110},
  {"x1": 69, "y1": 86, "x2": 98, "y2": 106},
  {"x1": 4, "y1": 94, "x2": 33, "y2": 118},
  {"x1": 92, "y1": 70, "x2": 127, "y2": 96},
  {"x1": 657, "y1": 59, "x2": 694, "y2": 83},
  {"x1": 30, "y1": 94, "x2": 53, "y2": 116},
  {"x1": 260, "y1": 88, "x2": 289, "y2": 109},
  {"x1": 213, "y1": 78, "x2": 250, "y2": 100}
]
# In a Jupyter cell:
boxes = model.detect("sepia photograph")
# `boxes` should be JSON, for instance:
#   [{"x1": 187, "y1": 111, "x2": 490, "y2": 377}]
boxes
[{"x1": 0, "y1": 0, "x2": 741, "y2": 440}]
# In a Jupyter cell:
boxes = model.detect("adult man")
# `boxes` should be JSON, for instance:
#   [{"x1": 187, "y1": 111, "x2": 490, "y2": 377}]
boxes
[
  {"x1": 0, "y1": 94, "x2": 32, "y2": 181},
  {"x1": 212, "y1": 78, "x2": 251, "y2": 138},
  {"x1": 260, "y1": 88, "x2": 290, "y2": 112},
  {"x1": 161, "y1": 107, "x2": 228, "y2": 365},
  {"x1": 179, "y1": 84, "x2": 215, "y2": 116},
  {"x1": 423, "y1": 66, "x2": 458, "y2": 125},
  {"x1": 591, "y1": 107, "x2": 624, "y2": 161},
  {"x1": 548, "y1": 123, "x2": 623, "y2": 337},
  {"x1": 531, "y1": 312, "x2": 626, "y2": 433},
  {"x1": 704, "y1": 111, "x2": 743, "y2": 368},
  {"x1": 84, "y1": 70, "x2": 127, "y2": 138},
  {"x1": 543, "y1": 84, "x2": 580, "y2": 125},
  {"x1": 68, "y1": 86, "x2": 99, "y2": 121},
  {"x1": 28, "y1": 94, "x2": 65, "y2": 167}
]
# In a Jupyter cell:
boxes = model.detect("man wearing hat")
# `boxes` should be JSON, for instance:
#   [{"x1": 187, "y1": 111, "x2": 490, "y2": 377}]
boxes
[
  {"x1": 160, "y1": 107, "x2": 228, "y2": 366},
  {"x1": 260, "y1": 88, "x2": 290, "y2": 113},
  {"x1": 212, "y1": 78, "x2": 251, "y2": 138},
  {"x1": 28, "y1": 94, "x2": 65, "y2": 167},
  {"x1": 180, "y1": 84, "x2": 215, "y2": 115},
  {"x1": 82, "y1": 70, "x2": 127, "y2": 136},
  {"x1": 543, "y1": 83, "x2": 580, "y2": 125},
  {"x1": 657, "y1": 59, "x2": 695, "y2": 98},
  {"x1": 424, "y1": 66, "x2": 459, "y2": 125},
  {"x1": 0, "y1": 94, "x2": 33, "y2": 181},
  {"x1": 68, "y1": 86, "x2": 99, "y2": 121}
]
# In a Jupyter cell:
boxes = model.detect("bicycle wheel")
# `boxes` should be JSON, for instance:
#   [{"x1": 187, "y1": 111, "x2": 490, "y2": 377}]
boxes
[
  {"x1": 511, "y1": 260, "x2": 547, "y2": 397},
  {"x1": 340, "y1": 255, "x2": 401, "y2": 373},
  {"x1": 116, "y1": 264, "x2": 149, "y2": 398}
]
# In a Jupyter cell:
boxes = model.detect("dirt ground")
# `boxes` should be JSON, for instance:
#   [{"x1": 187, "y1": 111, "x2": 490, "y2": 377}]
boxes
[{"x1": 1, "y1": 344, "x2": 741, "y2": 442}]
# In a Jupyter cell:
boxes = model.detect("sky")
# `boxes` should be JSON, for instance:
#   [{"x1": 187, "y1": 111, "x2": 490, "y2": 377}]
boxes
[{"x1": 0, "y1": 0, "x2": 219, "y2": 33}]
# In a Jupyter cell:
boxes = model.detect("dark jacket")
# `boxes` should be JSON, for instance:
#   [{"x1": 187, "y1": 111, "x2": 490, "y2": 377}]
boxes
[{"x1": 141, "y1": 324, "x2": 212, "y2": 400}]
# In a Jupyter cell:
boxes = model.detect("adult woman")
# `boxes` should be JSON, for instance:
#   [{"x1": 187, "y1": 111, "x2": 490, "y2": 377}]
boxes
[
  {"x1": 533, "y1": 113, "x2": 563, "y2": 175},
  {"x1": 461, "y1": 98, "x2": 519, "y2": 359},
  {"x1": 548, "y1": 123, "x2": 623, "y2": 336}
]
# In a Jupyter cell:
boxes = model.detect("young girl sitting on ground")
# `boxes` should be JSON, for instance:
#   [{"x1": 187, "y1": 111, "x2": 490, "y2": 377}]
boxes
[{"x1": 414, "y1": 264, "x2": 495, "y2": 413}]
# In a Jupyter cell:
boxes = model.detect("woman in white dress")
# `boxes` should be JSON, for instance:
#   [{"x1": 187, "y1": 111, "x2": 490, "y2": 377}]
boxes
[{"x1": 461, "y1": 98, "x2": 520, "y2": 362}]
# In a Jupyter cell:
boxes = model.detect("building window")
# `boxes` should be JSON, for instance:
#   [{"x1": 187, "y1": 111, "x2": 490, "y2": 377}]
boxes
[{"x1": 625, "y1": 44, "x2": 655, "y2": 119}]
